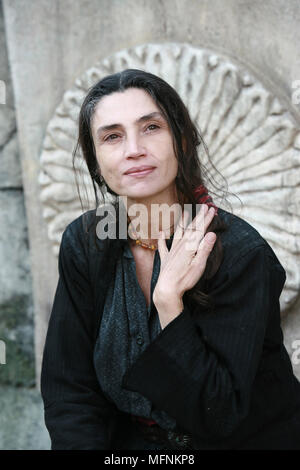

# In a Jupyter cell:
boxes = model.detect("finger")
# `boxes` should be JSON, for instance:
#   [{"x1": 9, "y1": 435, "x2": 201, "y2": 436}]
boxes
[
  {"x1": 191, "y1": 231, "x2": 217, "y2": 266},
  {"x1": 172, "y1": 208, "x2": 190, "y2": 246},
  {"x1": 201, "y1": 206, "x2": 216, "y2": 237},
  {"x1": 203, "y1": 206, "x2": 216, "y2": 230},
  {"x1": 190, "y1": 205, "x2": 216, "y2": 248},
  {"x1": 186, "y1": 204, "x2": 208, "y2": 234},
  {"x1": 183, "y1": 204, "x2": 208, "y2": 253},
  {"x1": 157, "y1": 230, "x2": 169, "y2": 261},
  {"x1": 194, "y1": 204, "x2": 215, "y2": 232},
  {"x1": 192, "y1": 203, "x2": 208, "y2": 230}
]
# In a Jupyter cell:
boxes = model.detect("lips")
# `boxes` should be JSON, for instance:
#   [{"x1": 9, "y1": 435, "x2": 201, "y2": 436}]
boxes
[{"x1": 124, "y1": 166, "x2": 156, "y2": 175}]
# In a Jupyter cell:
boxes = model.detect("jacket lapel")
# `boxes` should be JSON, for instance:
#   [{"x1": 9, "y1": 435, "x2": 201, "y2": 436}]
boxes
[{"x1": 89, "y1": 236, "x2": 122, "y2": 343}]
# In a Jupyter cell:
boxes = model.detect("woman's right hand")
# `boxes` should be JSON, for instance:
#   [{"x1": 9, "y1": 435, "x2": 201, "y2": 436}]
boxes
[{"x1": 154, "y1": 204, "x2": 217, "y2": 303}]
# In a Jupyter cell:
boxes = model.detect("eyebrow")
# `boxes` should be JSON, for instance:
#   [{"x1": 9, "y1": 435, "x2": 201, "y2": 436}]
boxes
[{"x1": 95, "y1": 111, "x2": 164, "y2": 140}]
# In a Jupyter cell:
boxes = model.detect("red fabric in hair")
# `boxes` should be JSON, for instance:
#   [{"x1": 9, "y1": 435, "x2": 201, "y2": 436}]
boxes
[{"x1": 193, "y1": 184, "x2": 218, "y2": 215}]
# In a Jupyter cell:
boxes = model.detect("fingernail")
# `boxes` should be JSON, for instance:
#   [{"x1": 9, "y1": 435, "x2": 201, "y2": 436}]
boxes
[{"x1": 206, "y1": 232, "x2": 216, "y2": 243}]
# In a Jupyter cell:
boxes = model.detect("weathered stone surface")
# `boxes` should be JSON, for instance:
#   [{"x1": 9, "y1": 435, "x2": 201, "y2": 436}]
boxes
[
  {"x1": 0, "y1": 1, "x2": 34, "y2": 387},
  {"x1": 0, "y1": 151, "x2": 30, "y2": 300},
  {"x1": 0, "y1": 2, "x2": 21, "y2": 189},
  {"x1": 0, "y1": 133, "x2": 22, "y2": 188},
  {"x1": 0, "y1": 386, "x2": 51, "y2": 449},
  {"x1": 0, "y1": 295, "x2": 34, "y2": 387},
  {"x1": 0, "y1": 107, "x2": 15, "y2": 147},
  {"x1": 0, "y1": 190, "x2": 34, "y2": 386}
]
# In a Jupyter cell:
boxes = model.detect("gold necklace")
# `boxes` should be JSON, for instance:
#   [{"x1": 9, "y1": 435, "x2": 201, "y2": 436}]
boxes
[{"x1": 127, "y1": 221, "x2": 175, "y2": 251}]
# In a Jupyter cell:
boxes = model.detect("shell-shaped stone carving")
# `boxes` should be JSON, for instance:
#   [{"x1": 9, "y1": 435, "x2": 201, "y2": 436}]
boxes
[{"x1": 38, "y1": 42, "x2": 300, "y2": 314}]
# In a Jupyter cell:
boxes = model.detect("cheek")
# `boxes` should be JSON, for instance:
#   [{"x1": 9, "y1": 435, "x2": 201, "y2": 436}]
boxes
[
  {"x1": 165, "y1": 142, "x2": 178, "y2": 169},
  {"x1": 167, "y1": 151, "x2": 179, "y2": 178},
  {"x1": 153, "y1": 135, "x2": 176, "y2": 160},
  {"x1": 96, "y1": 152, "x2": 122, "y2": 186},
  {"x1": 95, "y1": 156, "x2": 102, "y2": 175},
  {"x1": 96, "y1": 151, "x2": 111, "y2": 175}
]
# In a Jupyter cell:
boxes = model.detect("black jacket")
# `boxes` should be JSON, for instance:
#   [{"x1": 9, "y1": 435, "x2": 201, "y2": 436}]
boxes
[{"x1": 40, "y1": 207, "x2": 300, "y2": 449}]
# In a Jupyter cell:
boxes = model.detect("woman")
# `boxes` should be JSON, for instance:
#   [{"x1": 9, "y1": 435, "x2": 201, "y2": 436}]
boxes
[{"x1": 41, "y1": 69, "x2": 300, "y2": 450}]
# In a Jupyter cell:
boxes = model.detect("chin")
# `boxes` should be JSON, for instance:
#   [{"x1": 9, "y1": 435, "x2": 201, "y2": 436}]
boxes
[{"x1": 126, "y1": 191, "x2": 157, "y2": 200}]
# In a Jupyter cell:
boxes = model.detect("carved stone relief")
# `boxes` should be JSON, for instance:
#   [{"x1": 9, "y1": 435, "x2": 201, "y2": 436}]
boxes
[{"x1": 38, "y1": 43, "x2": 300, "y2": 314}]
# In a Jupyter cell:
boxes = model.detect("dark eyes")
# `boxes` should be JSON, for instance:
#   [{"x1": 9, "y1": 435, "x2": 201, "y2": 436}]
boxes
[
  {"x1": 146, "y1": 124, "x2": 159, "y2": 131},
  {"x1": 103, "y1": 124, "x2": 160, "y2": 142},
  {"x1": 104, "y1": 133, "x2": 119, "y2": 142}
]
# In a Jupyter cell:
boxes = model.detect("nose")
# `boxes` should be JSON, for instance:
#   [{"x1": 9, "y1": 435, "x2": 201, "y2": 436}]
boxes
[{"x1": 124, "y1": 131, "x2": 146, "y2": 159}]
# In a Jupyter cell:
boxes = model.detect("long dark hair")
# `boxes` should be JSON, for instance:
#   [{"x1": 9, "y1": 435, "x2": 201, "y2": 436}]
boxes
[{"x1": 73, "y1": 69, "x2": 234, "y2": 312}]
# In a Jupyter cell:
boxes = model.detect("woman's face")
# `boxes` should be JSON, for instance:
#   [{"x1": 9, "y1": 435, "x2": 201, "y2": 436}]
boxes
[{"x1": 91, "y1": 87, "x2": 178, "y2": 201}]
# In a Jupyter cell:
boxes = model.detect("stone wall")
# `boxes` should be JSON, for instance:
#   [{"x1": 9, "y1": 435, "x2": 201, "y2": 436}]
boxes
[
  {"x1": 1, "y1": 0, "x2": 300, "y2": 386},
  {"x1": 0, "y1": 1, "x2": 34, "y2": 386}
]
